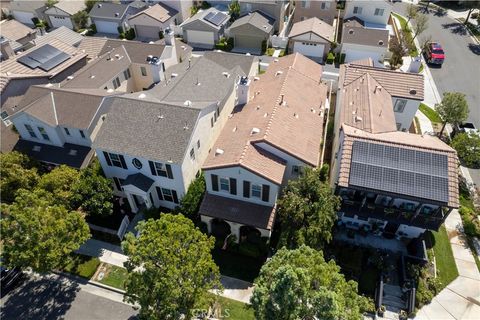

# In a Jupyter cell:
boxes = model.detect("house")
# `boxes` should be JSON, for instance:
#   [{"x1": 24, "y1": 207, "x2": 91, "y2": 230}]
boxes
[
  {"x1": 228, "y1": 11, "x2": 275, "y2": 55},
  {"x1": 43, "y1": 0, "x2": 86, "y2": 29},
  {"x1": 157, "y1": 0, "x2": 193, "y2": 23},
  {"x1": 35, "y1": 26, "x2": 84, "y2": 48},
  {"x1": 93, "y1": 52, "x2": 257, "y2": 212},
  {"x1": 288, "y1": 17, "x2": 334, "y2": 62},
  {"x1": 9, "y1": 0, "x2": 47, "y2": 26},
  {"x1": 128, "y1": 3, "x2": 178, "y2": 40},
  {"x1": 200, "y1": 53, "x2": 329, "y2": 241},
  {"x1": 7, "y1": 85, "x2": 117, "y2": 168},
  {"x1": 0, "y1": 19, "x2": 37, "y2": 60},
  {"x1": 330, "y1": 61, "x2": 458, "y2": 240},
  {"x1": 88, "y1": 2, "x2": 130, "y2": 35},
  {"x1": 293, "y1": 0, "x2": 337, "y2": 25},
  {"x1": 344, "y1": 0, "x2": 392, "y2": 26},
  {"x1": 338, "y1": 59, "x2": 424, "y2": 131},
  {"x1": 181, "y1": 8, "x2": 230, "y2": 49},
  {"x1": 239, "y1": 0, "x2": 293, "y2": 33}
]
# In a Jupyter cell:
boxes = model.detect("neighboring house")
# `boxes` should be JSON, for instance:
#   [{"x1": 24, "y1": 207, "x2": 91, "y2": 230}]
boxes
[
  {"x1": 0, "y1": 19, "x2": 37, "y2": 60},
  {"x1": 344, "y1": 0, "x2": 392, "y2": 25},
  {"x1": 93, "y1": 52, "x2": 257, "y2": 212},
  {"x1": 181, "y1": 8, "x2": 230, "y2": 49},
  {"x1": 7, "y1": 85, "x2": 116, "y2": 168},
  {"x1": 239, "y1": 0, "x2": 293, "y2": 33},
  {"x1": 288, "y1": 17, "x2": 334, "y2": 62},
  {"x1": 128, "y1": 3, "x2": 178, "y2": 40},
  {"x1": 200, "y1": 53, "x2": 329, "y2": 241},
  {"x1": 341, "y1": 17, "x2": 390, "y2": 66},
  {"x1": 34, "y1": 26, "x2": 84, "y2": 47},
  {"x1": 9, "y1": 0, "x2": 47, "y2": 26},
  {"x1": 43, "y1": 0, "x2": 86, "y2": 29},
  {"x1": 228, "y1": 11, "x2": 275, "y2": 55},
  {"x1": 338, "y1": 59, "x2": 424, "y2": 131},
  {"x1": 158, "y1": 0, "x2": 193, "y2": 23},
  {"x1": 293, "y1": 0, "x2": 337, "y2": 25},
  {"x1": 89, "y1": 2, "x2": 130, "y2": 35}
]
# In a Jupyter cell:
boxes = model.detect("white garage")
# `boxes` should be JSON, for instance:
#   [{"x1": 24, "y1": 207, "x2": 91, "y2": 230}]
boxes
[
  {"x1": 12, "y1": 11, "x2": 35, "y2": 25},
  {"x1": 342, "y1": 46, "x2": 385, "y2": 67},
  {"x1": 185, "y1": 30, "x2": 215, "y2": 48},
  {"x1": 287, "y1": 18, "x2": 334, "y2": 63},
  {"x1": 293, "y1": 42, "x2": 326, "y2": 60},
  {"x1": 49, "y1": 15, "x2": 74, "y2": 29},
  {"x1": 94, "y1": 20, "x2": 120, "y2": 34}
]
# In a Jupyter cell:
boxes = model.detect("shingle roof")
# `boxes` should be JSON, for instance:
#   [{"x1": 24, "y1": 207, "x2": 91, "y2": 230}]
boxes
[
  {"x1": 229, "y1": 11, "x2": 275, "y2": 34},
  {"x1": 35, "y1": 26, "x2": 84, "y2": 47},
  {"x1": 342, "y1": 17, "x2": 389, "y2": 48},
  {"x1": 203, "y1": 54, "x2": 328, "y2": 182},
  {"x1": 123, "y1": 173, "x2": 154, "y2": 192},
  {"x1": 77, "y1": 37, "x2": 108, "y2": 59},
  {"x1": 10, "y1": 0, "x2": 45, "y2": 13},
  {"x1": 289, "y1": 17, "x2": 334, "y2": 42},
  {"x1": 128, "y1": 3, "x2": 178, "y2": 23},
  {"x1": 45, "y1": 0, "x2": 85, "y2": 15},
  {"x1": 93, "y1": 97, "x2": 201, "y2": 163},
  {"x1": 203, "y1": 51, "x2": 256, "y2": 75},
  {"x1": 98, "y1": 39, "x2": 166, "y2": 64},
  {"x1": 0, "y1": 19, "x2": 35, "y2": 42},
  {"x1": 89, "y1": 2, "x2": 129, "y2": 20}
]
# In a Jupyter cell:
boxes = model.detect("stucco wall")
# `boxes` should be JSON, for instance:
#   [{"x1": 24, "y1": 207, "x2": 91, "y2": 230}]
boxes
[
  {"x1": 392, "y1": 97, "x2": 420, "y2": 132},
  {"x1": 293, "y1": 0, "x2": 337, "y2": 25},
  {"x1": 344, "y1": 0, "x2": 391, "y2": 25}
]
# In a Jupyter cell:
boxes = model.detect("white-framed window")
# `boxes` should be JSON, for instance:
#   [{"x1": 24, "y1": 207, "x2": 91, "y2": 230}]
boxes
[
  {"x1": 123, "y1": 68, "x2": 131, "y2": 80},
  {"x1": 64, "y1": 127, "x2": 70, "y2": 136},
  {"x1": 154, "y1": 162, "x2": 168, "y2": 177},
  {"x1": 37, "y1": 126, "x2": 49, "y2": 141},
  {"x1": 141, "y1": 66, "x2": 147, "y2": 76},
  {"x1": 292, "y1": 165, "x2": 303, "y2": 175},
  {"x1": 251, "y1": 184, "x2": 262, "y2": 198},
  {"x1": 161, "y1": 188, "x2": 174, "y2": 202},
  {"x1": 190, "y1": 148, "x2": 195, "y2": 161},
  {"x1": 394, "y1": 99, "x2": 407, "y2": 113},
  {"x1": 353, "y1": 6, "x2": 362, "y2": 14},
  {"x1": 220, "y1": 177, "x2": 229, "y2": 192},
  {"x1": 25, "y1": 124, "x2": 37, "y2": 138},
  {"x1": 374, "y1": 8, "x2": 384, "y2": 16},
  {"x1": 112, "y1": 77, "x2": 120, "y2": 89},
  {"x1": 301, "y1": 1, "x2": 310, "y2": 8},
  {"x1": 109, "y1": 153, "x2": 123, "y2": 168},
  {"x1": 320, "y1": 2, "x2": 330, "y2": 10},
  {"x1": 113, "y1": 177, "x2": 123, "y2": 191}
]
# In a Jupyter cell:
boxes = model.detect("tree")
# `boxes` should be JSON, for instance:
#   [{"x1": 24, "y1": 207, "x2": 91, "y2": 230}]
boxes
[
  {"x1": 72, "y1": 10, "x2": 89, "y2": 29},
  {"x1": 250, "y1": 245, "x2": 366, "y2": 320},
  {"x1": 71, "y1": 165, "x2": 113, "y2": 216},
  {"x1": 122, "y1": 214, "x2": 221, "y2": 320},
  {"x1": 0, "y1": 151, "x2": 39, "y2": 203},
  {"x1": 229, "y1": 0, "x2": 240, "y2": 21},
  {"x1": 435, "y1": 92, "x2": 469, "y2": 136},
  {"x1": 85, "y1": 0, "x2": 99, "y2": 12},
  {"x1": 176, "y1": 172, "x2": 205, "y2": 218},
  {"x1": 277, "y1": 167, "x2": 340, "y2": 250},
  {"x1": 389, "y1": 34, "x2": 407, "y2": 69},
  {"x1": 1, "y1": 189, "x2": 90, "y2": 273},
  {"x1": 37, "y1": 165, "x2": 80, "y2": 207},
  {"x1": 464, "y1": 1, "x2": 480, "y2": 24},
  {"x1": 406, "y1": 3, "x2": 418, "y2": 24},
  {"x1": 451, "y1": 132, "x2": 480, "y2": 168},
  {"x1": 412, "y1": 13, "x2": 428, "y2": 41},
  {"x1": 45, "y1": 0, "x2": 58, "y2": 8}
]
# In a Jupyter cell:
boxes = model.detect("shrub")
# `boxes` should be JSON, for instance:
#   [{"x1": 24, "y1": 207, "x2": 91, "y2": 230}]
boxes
[
  {"x1": 117, "y1": 26, "x2": 123, "y2": 34},
  {"x1": 261, "y1": 40, "x2": 267, "y2": 54},
  {"x1": 238, "y1": 242, "x2": 263, "y2": 258},
  {"x1": 159, "y1": 30, "x2": 164, "y2": 39},
  {"x1": 143, "y1": 207, "x2": 161, "y2": 220},
  {"x1": 339, "y1": 53, "x2": 346, "y2": 64},
  {"x1": 90, "y1": 23, "x2": 97, "y2": 33},
  {"x1": 326, "y1": 52, "x2": 335, "y2": 64},
  {"x1": 176, "y1": 173, "x2": 205, "y2": 217},
  {"x1": 319, "y1": 164, "x2": 329, "y2": 181},
  {"x1": 77, "y1": 258, "x2": 100, "y2": 278},
  {"x1": 125, "y1": 28, "x2": 135, "y2": 40}
]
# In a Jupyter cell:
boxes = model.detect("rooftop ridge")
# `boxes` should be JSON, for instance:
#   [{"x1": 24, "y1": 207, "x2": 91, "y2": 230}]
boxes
[
  {"x1": 50, "y1": 92, "x2": 59, "y2": 125},
  {"x1": 263, "y1": 65, "x2": 291, "y2": 139}
]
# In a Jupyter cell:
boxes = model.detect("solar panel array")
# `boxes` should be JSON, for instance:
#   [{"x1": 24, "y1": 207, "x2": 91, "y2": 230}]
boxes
[
  {"x1": 348, "y1": 140, "x2": 449, "y2": 203},
  {"x1": 18, "y1": 44, "x2": 71, "y2": 71},
  {"x1": 204, "y1": 11, "x2": 228, "y2": 26}
]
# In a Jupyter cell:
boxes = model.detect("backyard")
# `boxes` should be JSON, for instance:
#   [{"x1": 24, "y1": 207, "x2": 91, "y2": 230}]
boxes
[
  {"x1": 392, "y1": 13, "x2": 419, "y2": 57},
  {"x1": 419, "y1": 103, "x2": 444, "y2": 134}
]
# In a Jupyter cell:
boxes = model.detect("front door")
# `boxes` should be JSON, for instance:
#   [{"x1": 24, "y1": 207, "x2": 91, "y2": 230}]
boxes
[{"x1": 133, "y1": 194, "x2": 145, "y2": 211}]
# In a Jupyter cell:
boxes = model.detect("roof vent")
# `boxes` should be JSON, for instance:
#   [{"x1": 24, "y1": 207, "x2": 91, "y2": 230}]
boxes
[
  {"x1": 251, "y1": 127, "x2": 260, "y2": 135},
  {"x1": 184, "y1": 100, "x2": 192, "y2": 107},
  {"x1": 275, "y1": 70, "x2": 283, "y2": 76},
  {"x1": 374, "y1": 85, "x2": 382, "y2": 93},
  {"x1": 293, "y1": 113, "x2": 299, "y2": 119},
  {"x1": 107, "y1": 89, "x2": 114, "y2": 93},
  {"x1": 349, "y1": 29, "x2": 354, "y2": 35},
  {"x1": 67, "y1": 76, "x2": 74, "y2": 80},
  {"x1": 115, "y1": 54, "x2": 121, "y2": 59},
  {"x1": 355, "y1": 116, "x2": 363, "y2": 122},
  {"x1": 233, "y1": 126, "x2": 237, "y2": 132},
  {"x1": 146, "y1": 55, "x2": 153, "y2": 62},
  {"x1": 138, "y1": 93, "x2": 146, "y2": 99},
  {"x1": 311, "y1": 108, "x2": 315, "y2": 113},
  {"x1": 264, "y1": 112, "x2": 268, "y2": 117},
  {"x1": 68, "y1": 149, "x2": 77, "y2": 156},
  {"x1": 183, "y1": 122, "x2": 189, "y2": 130},
  {"x1": 378, "y1": 40, "x2": 384, "y2": 45},
  {"x1": 97, "y1": 3, "x2": 102, "y2": 8},
  {"x1": 171, "y1": 73, "x2": 178, "y2": 78},
  {"x1": 222, "y1": 72, "x2": 230, "y2": 78},
  {"x1": 256, "y1": 105, "x2": 260, "y2": 110},
  {"x1": 215, "y1": 148, "x2": 224, "y2": 156},
  {"x1": 274, "y1": 59, "x2": 279, "y2": 63},
  {"x1": 90, "y1": 74, "x2": 95, "y2": 79},
  {"x1": 254, "y1": 76, "x2": 260, "y2": 81},
  {"x1": 157, "y1": 115, "x2": 164, "y2": 121},
  {"x1": 115, "y1": 12, "x2": 119, "y2": 17},
  {"x1": 409, "y1": 88, "x2": 417, "y2": 95}
]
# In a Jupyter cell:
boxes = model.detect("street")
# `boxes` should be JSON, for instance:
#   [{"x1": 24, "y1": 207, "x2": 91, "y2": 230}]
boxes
[
  {"x1": 393, "y1": 2, "x2": 480, "y2": 128},
  {"x1": 0, "y1": 273, "x2": 137, "y2": 320}
]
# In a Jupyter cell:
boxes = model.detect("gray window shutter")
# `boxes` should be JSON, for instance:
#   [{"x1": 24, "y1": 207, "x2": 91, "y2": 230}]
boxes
[
  {"x1": 119, "y1": 155, "x2": 127, "y2": 169},
  {"x1": 172, "y1": 190, "x2": 178, "y2": 204},
  {"x1": 149, "y1": 161, "x2": 157, "y2": 176},
  {"x1": 166, "y1": 164, "x2": 173, "y2": 179},
  {"x1": 156, "y1": 186, "x2": 163, "y2": 201},
  {"x1": 230, "y1": 178, "x2": 237, "y2": 195},
  {"x1": 243, "y1": 181, "x2": 250, "y2": 198},
  {"x1": 262, "y1": 184, "x2": 270, "y2": 202},
  {"x1": 103, "y1": 152, "x2": 112, "y2": 166},
  {"x1": 211, "y1": 174, "x2": 219, "y2": 191}
]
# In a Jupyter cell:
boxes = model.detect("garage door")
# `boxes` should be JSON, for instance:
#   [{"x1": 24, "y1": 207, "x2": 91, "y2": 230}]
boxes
[
  {"x1": 49, "y1": 15, "x2": 74, "y2": 29},
  {"x1": 235, "y1": 35, "x2": 263, "y2": 50},
  {"x1": 293, "y1": 41, "x2": 325, "y2": 61},
  {"x1": 343, "y1": 48, "x2": 384, "y2": 67},
  {"x1": 95, "y1": 20, "x2": 119, "y2": 34},
  {"x1": 186, "y1": 30, "x2": 214, "y2": 48},
  {"x1": 134, "y1": 25, "x2": 160, "y2": 40},
  {"x1": 12, "y1": 11, "x2": 34, "y2": 25}
]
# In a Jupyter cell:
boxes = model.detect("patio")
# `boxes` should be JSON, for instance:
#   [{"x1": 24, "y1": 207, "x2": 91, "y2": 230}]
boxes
[{"x1": 334, "y1": 228, "x2": 409, "y2": 255}]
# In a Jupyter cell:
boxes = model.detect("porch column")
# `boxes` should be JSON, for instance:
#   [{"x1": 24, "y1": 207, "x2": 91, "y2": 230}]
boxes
[
  {"x1": 226, "y1": 221, "x2": 241, "y2": 243},
  {"x1": 200, "y1": 216, "x2": 213, "y2": 233},
  {"x1": 126, "y1": 193, "x2": 138, "y2": 213}
]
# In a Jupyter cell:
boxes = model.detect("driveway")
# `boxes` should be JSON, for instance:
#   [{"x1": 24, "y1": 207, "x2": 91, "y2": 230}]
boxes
[{"x1": 392, "y1": 2, "x2": 480, "y2": 129}]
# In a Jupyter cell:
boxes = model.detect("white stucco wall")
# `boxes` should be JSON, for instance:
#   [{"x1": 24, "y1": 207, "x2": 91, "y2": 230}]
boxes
[
  {"x1": 341, "y1": 42, "x2": 388, "y2": 66},
  {"x1": 13, "y1": 113, "x2": 64, "y2": 147},
  {"x1": 392, "y1": 97, "x2": 421, "y2": 131},
  {"x1": 344, "y1": 0, "x2": 391, "y2": 25}
]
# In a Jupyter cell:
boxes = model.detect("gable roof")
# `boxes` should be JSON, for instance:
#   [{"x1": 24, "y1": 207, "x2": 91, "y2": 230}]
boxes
[
  {"x1": 203, "y1": 51, "x2": 257, "y2": 75},
  {"x1": 10, "y1": 0, "x2": 46, "y2": 13},
  {"x1": 128, "y1": 3, "x2": 178, "y2": 23},
  {"x1": 77, "y1": 37, "x2": 109, "y2": 59},
  {"x1": 182, "y1": 7, "x2": 230, "y2": 30},
  {"x1": 123, "y1": 173, "x2": 155, "y2": 192},
  {"x1": 44, "y1": 0, "x2": 85, "y2": 16},
  {"x1": 98, "y1": 39, "x2": 165, "y2": 64},
  {"x1": 89, "y1": 2, "x2": 129, "y2": 20},
  {"x1": 0, "y1": 19, "x2": 35, "y2": 42},
  {"x1": 229, "y1": 11, "x2": 275, "y2": 34},
  {"x1": 289, "y1": 17, "x2": 334, "y2": 42},
  {"x1": 35, "y1": 26, "x2": 84, "y2": 47},
  {"x1": 342, "y1": 17, "x2": 389, "y2": 48}
]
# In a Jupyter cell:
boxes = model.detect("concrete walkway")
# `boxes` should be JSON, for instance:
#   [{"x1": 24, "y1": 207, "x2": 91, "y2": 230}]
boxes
[{"x1": 416, "y1": 109, "x2": 434, "y2": 135}]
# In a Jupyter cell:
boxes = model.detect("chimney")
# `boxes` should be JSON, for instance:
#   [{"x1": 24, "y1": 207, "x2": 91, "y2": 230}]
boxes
[
  {"x1": 148, "y1": 56, "x2": 164, "y2": 84},
  {"x1": 236, "y1": 76, "x2": 250, "y2": 105}
]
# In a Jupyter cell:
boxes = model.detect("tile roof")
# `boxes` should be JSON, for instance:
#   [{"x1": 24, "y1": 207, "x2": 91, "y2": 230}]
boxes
[
  {"x1": 349, "y1": 57, "x2": 374, "y2": 67},
  {"x1": 98, "y1": 39, "x2": 166, "y2": 64},
  {"x1": 128, "y1": 3, "x2": 178, "y2": 23},
  {"x1": 123, "y1": 173, "x2": 155, "y2": 192},
  {"x1": 35, "y1": 26, "x2": 84, "y2": 47},
  {"x1": 289, "y1": 17, "x2": 334, "y2": 42},
  {"x1": 89, "y1": 2, "x2": 129, "y2": 20},
  {"x1": 10, "y1": 0, "x2": 46, "y2": 13},
  {"x1": 0, "y1": 19, "x2": 35, "y2": 41},
  {"x1": 338, "y1": 124, "x2": 459, "y2": 208},
  {"x1": 203, "y1": 53, "x2": 328, "y2": 182},
  {"x1": 342, "y1": 17, "x2": 389, "y2": 48},
  {"x1": 77, "y1": 37, "x2": 108, "y2": 60},
  {"x1": 229, "y1": 11, "x2": 275, "y2": 34},
  {"x1": 199, "y1": 193, "x2": 277, "y2": 230},
  {"x1": 340, "y1": 63, "x2": 424, "y2": 100}
]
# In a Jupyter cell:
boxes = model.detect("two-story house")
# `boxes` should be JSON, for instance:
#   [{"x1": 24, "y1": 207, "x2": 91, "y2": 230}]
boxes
[
  {"x1": 200, "y1": 53, "x2": 329, "y2": 242},
  {"x1": 330, "y1": 61, "x2": 459, "y2": 240},
  {"x1": 93, "y1": 52, "x2": 257, "y2": 212},
  {"x1": 239, "y1": 0, "x2": 293, "y2": 33},
  {"x1": 293, "y1": 0, "x2": 337, "y2": 25}
]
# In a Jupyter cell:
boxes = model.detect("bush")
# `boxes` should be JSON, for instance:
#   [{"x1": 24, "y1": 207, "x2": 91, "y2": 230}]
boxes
[
  {"x1": 90, "y1": 23, "x2": 97, "y2": 33},
  {"x1": 125, "y1": 28, "x2": 135, "y2": 40},
  {"x1": 319, "y1": 164, "x2": 329, "y2": 181},
  {"x1": 159, "y1": 30, "x2": 164, "y2": 39},
  {"x1": 63, "y1": 255, "x2": 100, "y2": 279},
  {"x1": 177, "y1": 173, "x2": 205, "y2": 217},
  {"x1": 261, "y1": 40, "x2": 267, "y2": 54},
  {"x1": 339, "y1": 53, "x2": 346, "y2": 64},
  {"x1": 238, "y1": 242, "x2": 263, "y2": 258},
  {"x1": 143, "y1": 207, "x2": 161, "y2": 220},
  {"x1": 117, "y1": 26, "x2": 123, "y2": 34},
  {"x1": 326, "y1": 52, "x2": 335, "y2": 64}
]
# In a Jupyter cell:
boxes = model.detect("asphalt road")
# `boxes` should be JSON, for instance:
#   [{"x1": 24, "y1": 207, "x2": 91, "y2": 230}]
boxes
[
  {"x1": 393, "y1": 2, "x2": 480, "y2": 128},
  {"x1": 0, "y1": 273, "x2": 138, "y2": 320}
]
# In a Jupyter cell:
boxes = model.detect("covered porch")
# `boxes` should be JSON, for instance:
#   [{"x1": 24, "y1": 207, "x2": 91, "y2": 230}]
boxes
[{"x1": 122, "y1": 173, "x2": 155, "y2": 213}]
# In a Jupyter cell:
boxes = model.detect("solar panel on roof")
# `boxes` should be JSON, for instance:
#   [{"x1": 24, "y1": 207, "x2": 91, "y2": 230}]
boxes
[
  {"x1": 17, "y1": 44, "x2": 71, "y2": 71},
  {"x1": 204, "y1": 12, "x2": 228, "y2": 26},
  {"x1": 348, "y1": 140, "x2": 450, "y2": 203},
  {"x1": 204, "y1": 11, "x2": 215, "y2": 21}
]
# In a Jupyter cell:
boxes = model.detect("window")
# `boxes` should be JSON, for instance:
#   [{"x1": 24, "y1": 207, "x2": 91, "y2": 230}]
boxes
[
  {"x1": 112, "y1": 77, "x2": 120, "y2": 89},
  {"x1": 353, "y1": 6, "x2": 362, "y2": 14},
  {"x1": 79, "y1": 130, "x2": 86, "y2": 138},
  {"x1": 154, "y1": 162, "x2": 168, "y2": 177},
  {"x1": 220, "y1": 177, "x2": 229, "y2": 192},
  {"x1": 321, "y1": 2, "x2": 330, "y2": 9},
  {"x1": 24, "y1": 124, "x2": 37, "y2": 138},
  {"x1": 211, "y1": 117, "x2": 214, "y2": 128},
  {"x1": 190, "y1": 148, "x2": 195, "y2": 160},
  {"x1": 197, "y1": 140, "x2": 200, "y2": 149},
  {"x1": 123, "y1": 68, "x2": 131, "y2": 80},
  {"x1": 300, "y1": 16, "x2": 305, "y2": 21},
  {"x1": 251, "y1": 184, "x2": 262, "y2": 198},
  {"x1": 64, "y1": 127, "x2": 70, "y2": 136},
  {"x1": 141, "y1": 66, "x2": 147, "y2": 76},
  {"x1": 396, "y1": 123, "x2": 402, "y2": 130},
  {"x1": 214, "y1": 112, "x2": 217, "y2": 122},
  {"x1": 37, "y1": 127, "x2": 49, "y2": 140},
  {"x1": 374, "y1": 8, "x2": 384, "y2": 16},
  {"x1": 245, "y1": 3, "x2": 252, "y2": 11},
  {"x1": 109, "y1": 153, "x2": 123, "y2": 168},
  {"x1": 292, "y1": 165, "x2": 303, "y2": 175},
  {"x1": 216, "y1": 107, "x2": 220, "y2": 117},
  {"x1": 160, "y1": 188, "x2": 178, "y2": 203},
  {"x1": 394, "y1": 99, "x2": 407, "y2": 113},
  {"x1": 113, "y1": 177, "x2": 123, "y2": 191}
]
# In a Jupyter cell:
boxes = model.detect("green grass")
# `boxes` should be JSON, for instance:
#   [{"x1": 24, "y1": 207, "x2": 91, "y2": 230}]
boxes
[
  {"x1": 98, "y1": 264, "x2": 128, "y2": 290},
  {"x1": 429, "y1": 226, "x2": 459, "y2": 289},
  {"x1": 215, "y1": 296, "x2": 254, "y2": 320},
  {"x1": 419, "y1": 103, "x2": 442, "y2": 124},
  {"x1": 392, "y1": 12, "x2": 419, "y2": 56},
  {"x1": 414, "y1": 116, "x2": 422, "y2": 134},
  {"x1": 62, "y1": 254, "x2": 100, "y2": 279},
  {"x1": 266, "y1": 48, "x2": 285, "y2": 57}
]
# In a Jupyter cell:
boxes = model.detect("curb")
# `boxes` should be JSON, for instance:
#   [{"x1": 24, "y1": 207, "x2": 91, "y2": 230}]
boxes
[
  {"x1": 52, "y1": 270, "x2": 127, "y2": 295},
  {"x1": 453, "y1": 18, "x2": 480, "y2": 45}
]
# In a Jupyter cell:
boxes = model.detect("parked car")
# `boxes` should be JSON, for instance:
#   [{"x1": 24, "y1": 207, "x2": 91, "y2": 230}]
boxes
[
  {"x1": 0, "y1": 266, "x2": 23, "y2": 296},
  {"x1": 424, "y1": 42, "x2": 445, "y2": 66},
  {"x1": 452, "y1": 122, "x2": 478, "y2": 138}
]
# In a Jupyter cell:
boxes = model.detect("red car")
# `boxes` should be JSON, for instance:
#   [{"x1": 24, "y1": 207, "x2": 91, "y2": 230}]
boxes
[{"x1": 425, "y1": 42, "x2": 445, "y2": 66}]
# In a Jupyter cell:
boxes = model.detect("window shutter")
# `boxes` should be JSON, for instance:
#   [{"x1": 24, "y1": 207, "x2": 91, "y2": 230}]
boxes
[
  {"x1": 119, "y1": 155, "x2": 127, "y2": 169},
  {"x1": 211, "y1": 174, "x2": 219, "y2": 191},
  {"x1": 262, "y1": 184, "x2": 270, "y2": 202},
  {"x1": 230, "y1": 178, "x2": 237, "y2": 195},
  {"x1": 149, "y1": 161, "x2": 157, "y2": 176},
  {"x1": 172, "y1": 190, "x2": 178, "y2": 204},
  {"x1": 103, "y1": 152, "x2": 112, "y2": 166},
  {"x1": 166, "y1": 164, "x2": 173, "y2": 179},
  {"x1": 243, "y1": 181, "x2": 250, "y2": 198},
  {"x1": 156, "y1": 186, "x2": 163, "y2": 201}
]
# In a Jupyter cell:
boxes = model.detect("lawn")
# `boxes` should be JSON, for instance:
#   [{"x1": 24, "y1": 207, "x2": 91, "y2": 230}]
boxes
[
  {"x1": 62, "y1": 254, "x2": 100, "y2": 279},
  {"x1": 265, "y1": 48, "x2": 285, "y2": 57},
  {"x1": 428, "y1": 226, "x2": 459, "y2": 289},
  {"x1": 419, "y1": 103, "x2": 442, "y2": 124},
  {"x1": 215, "y1": 296, "x2": 254, "y2": 320},
  {"x1": 392, "y1": 12, "x2": 419, "y2": 56},
  {"x1": 97, "y1": 263, "x2": 128, "y2": 290}
]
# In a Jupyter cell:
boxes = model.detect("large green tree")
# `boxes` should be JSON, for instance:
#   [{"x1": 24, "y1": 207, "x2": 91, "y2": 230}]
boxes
[
  {"x1": 85, "y1": 0, "x2": 99, "y2": 12},
  {"x1": 451, "y1": 132, "x2": 480, "y2": 168},
  {"x1": 228, "y1": 0, "x2": 240, "y2": 20},
  {"x1": 1, "y1": 189, "x2": 90, "y2": 272},
  {"x1": 176, "y1": 172, "x2": 205, "y2": 218},
  {"x1": 251, "y1": 245, "x2": 366, "y2": 320},
  {"x1": 122, "y1": 214, "x2": 221, "y2": 320},
  {"x1": 277, "y1": 167, "x2": 340, "y2": 250},
  {"x1": 0, "y1": 151, "x2": 39, "y2": 203},
  {"x1": 37, "y1": 165, "x2": 80, "y2": 207},
  {"x1": 436, "y1": 92, "x2": 469, "y2": 136}
]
